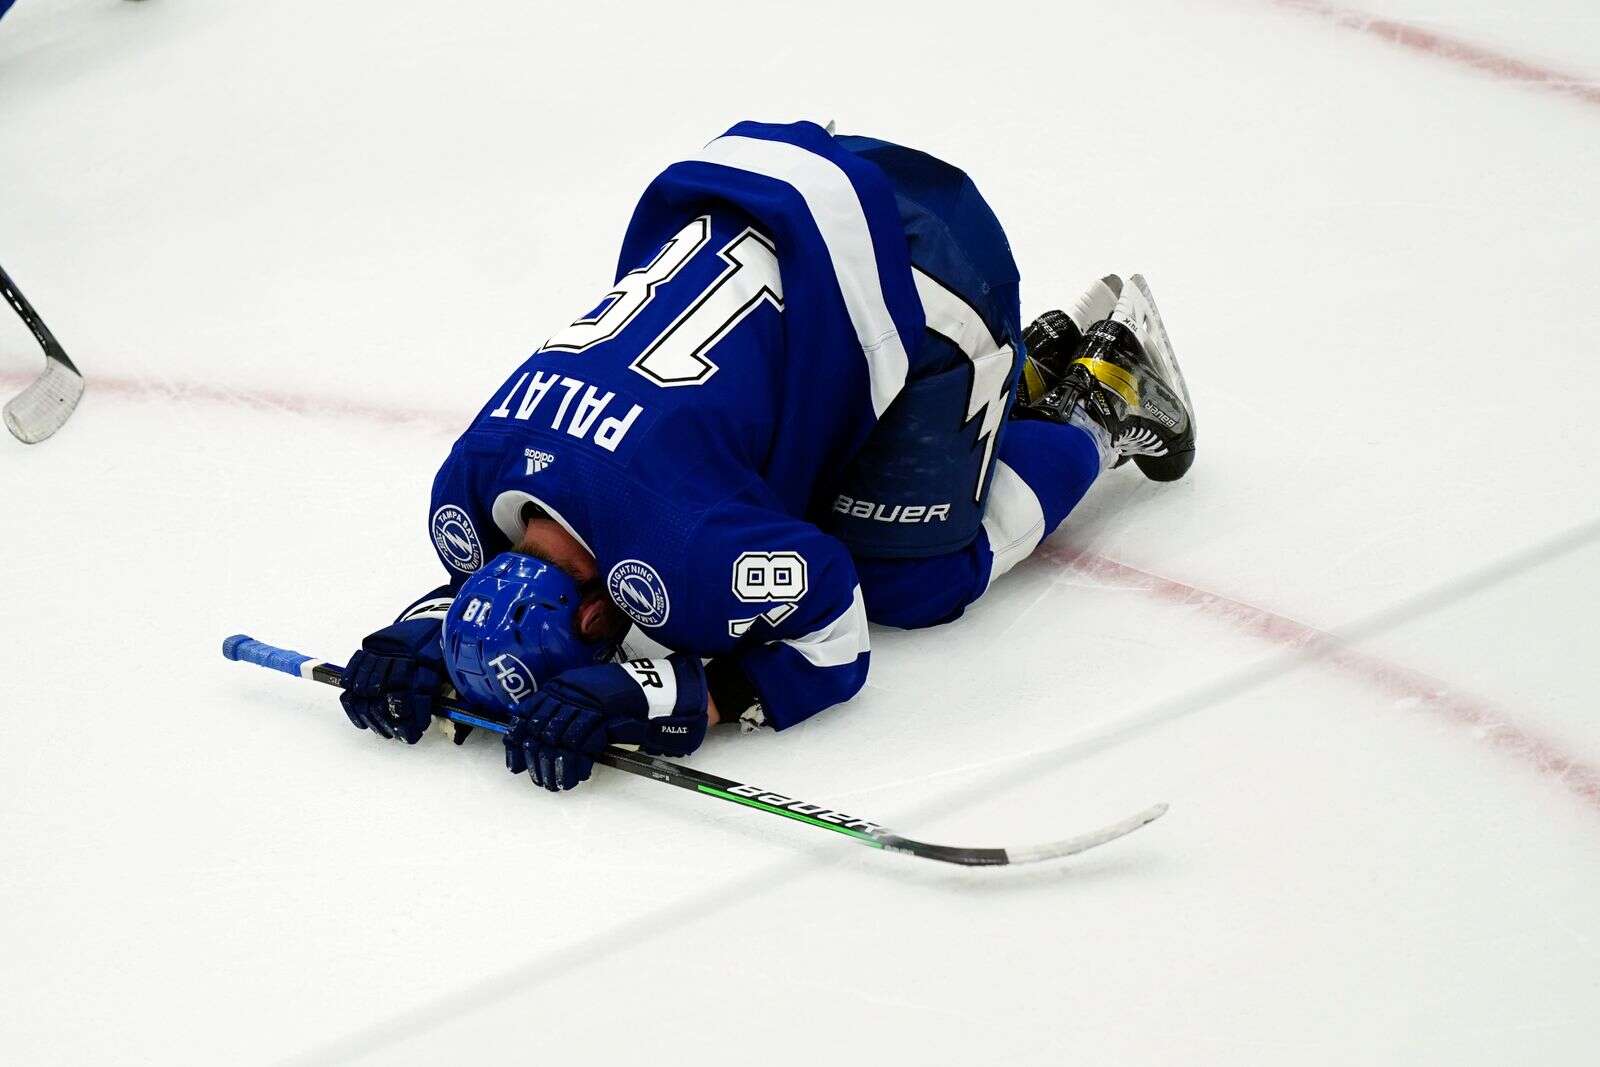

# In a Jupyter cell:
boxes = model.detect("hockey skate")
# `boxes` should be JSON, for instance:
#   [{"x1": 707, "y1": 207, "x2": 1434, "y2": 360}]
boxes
[
  {"x1": 1018, "y1": 274, "x2": 1196, "y2": 482},
  {"x1": 1018, "y1": 274, "x2": 1123, "y2": 405}
]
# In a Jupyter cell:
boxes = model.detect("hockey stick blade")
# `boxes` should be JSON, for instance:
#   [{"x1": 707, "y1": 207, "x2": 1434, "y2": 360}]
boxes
[
  {"x1": 870, "y1": 803, "x2": 1169, "y2": 866},
  {"x1": 5, "y1": 357, "x2": 84, "y2": 443},
  {"x1": 223, "y1": 633, "x2": 1170, "y2": 867},
  {"x1": 2, "y1": 264, "x2": 84, "y2": 444}
]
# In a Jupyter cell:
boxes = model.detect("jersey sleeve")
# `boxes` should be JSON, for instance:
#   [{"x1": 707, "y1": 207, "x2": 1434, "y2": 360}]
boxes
[
  {"x1": 684, "y1": 504, "x2": 871, "y2": 731},
  {"x1": 426, "y1": 431, "x2": 521, "y2": 583}
]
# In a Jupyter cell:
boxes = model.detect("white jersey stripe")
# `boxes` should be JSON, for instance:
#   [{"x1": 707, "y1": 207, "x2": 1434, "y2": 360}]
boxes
[
  {"x1": 399, "y1": 597, "x2": 455, "y2": 622},
  {"x1": 694, "y1": 135, "x2": 910, "y2": 418},
  {"x1": 783, "y1": 585, "x2": 871, "y2": 669},
  {"x1": 981, "y1": 461, "x2": 1046, "y2": 589},
  {"x1": 491, "y1": 490, "x2": 596, "y2": 557}
]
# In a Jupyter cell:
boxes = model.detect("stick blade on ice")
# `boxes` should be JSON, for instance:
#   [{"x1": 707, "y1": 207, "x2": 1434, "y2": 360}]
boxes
[
  {"x1": 5, "y1": 357, "x2": 84, "y2": 443},
  {"x1": 1000, "y1": 803, "x2": 1169, "y2": 865}
]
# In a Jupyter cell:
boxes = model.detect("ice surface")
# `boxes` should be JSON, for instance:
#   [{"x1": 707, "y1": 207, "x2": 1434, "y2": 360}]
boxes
[
  {"x1": 2, "y1": 1, "x2": 1597, "y2": 1063},
  {"x1": 1315, "y1": 0, "x2": 1600, "y2": 75}
]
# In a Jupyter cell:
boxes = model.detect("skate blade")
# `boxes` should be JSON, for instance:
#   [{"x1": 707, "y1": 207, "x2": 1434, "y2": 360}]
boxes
[{"x1": 1122, "y1": 275, "x2": 1192, "y2": 416}]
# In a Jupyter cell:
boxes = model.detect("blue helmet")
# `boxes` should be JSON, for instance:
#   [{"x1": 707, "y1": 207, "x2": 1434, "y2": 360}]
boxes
[{"x1": 441, "y1": 552, "x2": 618, "y2": 715}]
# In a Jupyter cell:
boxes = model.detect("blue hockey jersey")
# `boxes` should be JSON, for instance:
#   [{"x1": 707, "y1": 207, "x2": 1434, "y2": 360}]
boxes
[{"x1": 428, "y1": 121, "x2": 927, "y2": 729}]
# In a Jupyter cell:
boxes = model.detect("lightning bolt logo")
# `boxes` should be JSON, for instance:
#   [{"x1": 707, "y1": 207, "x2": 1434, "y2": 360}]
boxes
[{"x1": 912, "y1": 269, "x2": 1016, "y2": 502}]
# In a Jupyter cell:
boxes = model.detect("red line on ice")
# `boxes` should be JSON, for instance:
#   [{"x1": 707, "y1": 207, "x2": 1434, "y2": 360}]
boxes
[
  {"x1": 8, "y1": 367, "x2": 1597, "y2": 814},
  {"x1": 1274, "y1": 0, "x2": 1600, "y2": 109},
  {"x1": 0, "y1": 370, "x2": 465, "y2": 433},
  {"x1": 1037, "y1": 543, "x2": 1600, "y2": 813}
]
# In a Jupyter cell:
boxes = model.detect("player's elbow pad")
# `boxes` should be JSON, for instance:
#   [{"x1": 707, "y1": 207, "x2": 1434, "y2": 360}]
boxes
[
  {"x1": 756, "y1": 644, "x2": 872, "y2": 731},
  {"x1": 822, "y1": 651, "x2": 871, "y2": 709}
]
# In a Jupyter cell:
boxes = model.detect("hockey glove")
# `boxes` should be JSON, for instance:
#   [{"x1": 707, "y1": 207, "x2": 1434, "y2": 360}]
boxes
[
  {"x1": 505, "y1": 656, "x2": 709, "y2": 791},
  {"x1": 340, "y1": 618, "x2": 447, "y2": 744}
]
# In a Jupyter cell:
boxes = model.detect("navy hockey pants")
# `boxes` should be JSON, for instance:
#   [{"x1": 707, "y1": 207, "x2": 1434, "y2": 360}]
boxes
[{"x1": 826, "y1": 136, "x2": 1104, "y2": 629}]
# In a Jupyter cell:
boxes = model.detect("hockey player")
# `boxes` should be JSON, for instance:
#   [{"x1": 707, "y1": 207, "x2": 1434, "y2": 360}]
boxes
[{"x1": 338, "y1": 121, "x2": 1195, "y2": 791}]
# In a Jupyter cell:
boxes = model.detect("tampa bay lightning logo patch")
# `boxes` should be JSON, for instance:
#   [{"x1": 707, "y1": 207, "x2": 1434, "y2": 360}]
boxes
[
  {"x1": 607, "y1": 559, "x2": 670, "y2": 628},
  {"x1": 431, "y1": 505, "x2": 483, "y2": 573}
]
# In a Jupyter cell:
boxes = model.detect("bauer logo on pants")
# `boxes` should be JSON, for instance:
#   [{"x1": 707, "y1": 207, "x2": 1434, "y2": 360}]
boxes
[
  {"x1": 431, "y1": 505, "x2": 484, "y2": 573},
  {"x1": 607, "y1": 559, "x2": 670, "y2": 628}
]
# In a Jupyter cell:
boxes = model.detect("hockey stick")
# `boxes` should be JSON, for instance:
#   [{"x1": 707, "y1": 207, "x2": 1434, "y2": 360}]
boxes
[
  {"x1": 2, "y1": 261, "x2": 84, "y2": 444},
  {"x1": 222, "y1": 634, "x2": 1167, "y2": 866}
]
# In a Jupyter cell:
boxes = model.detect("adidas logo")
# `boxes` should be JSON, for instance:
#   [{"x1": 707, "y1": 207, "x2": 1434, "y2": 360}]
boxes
[{"x1": 523, "y1": 448, "x2": 555, "y2": 474}]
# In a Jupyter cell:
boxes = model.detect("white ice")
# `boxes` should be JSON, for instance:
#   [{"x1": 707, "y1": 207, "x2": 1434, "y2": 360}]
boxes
[{"x1": 3, "y1": 1, "x2": 1598, "y2": 1063}]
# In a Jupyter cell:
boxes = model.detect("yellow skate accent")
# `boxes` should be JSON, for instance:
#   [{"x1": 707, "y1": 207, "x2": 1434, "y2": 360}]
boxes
[
  {"x1": 1073, "y1": 357, "x2": 1139, "y2": 408},
  {"x1": 1020, "y1": 357, "x2": 1049, "y2": 404}
]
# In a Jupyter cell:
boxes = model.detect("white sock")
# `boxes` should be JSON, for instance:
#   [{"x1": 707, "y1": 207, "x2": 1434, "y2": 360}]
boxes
[
  {"x1": 1065, "y1": 275, "x2": 1123, "y2": 333},
  {"x1": 1068, "y1": 402, "x2": 1116, "y2": 470}
]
